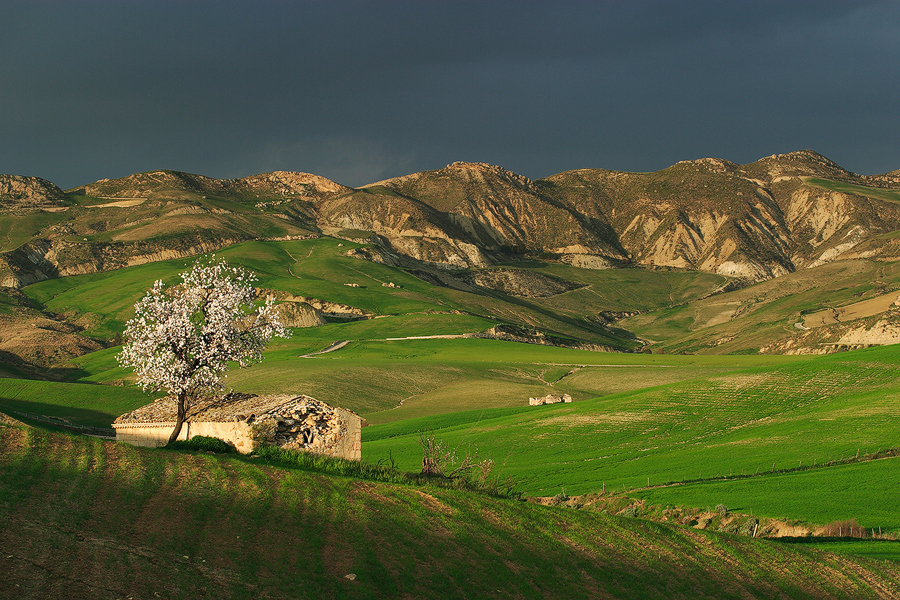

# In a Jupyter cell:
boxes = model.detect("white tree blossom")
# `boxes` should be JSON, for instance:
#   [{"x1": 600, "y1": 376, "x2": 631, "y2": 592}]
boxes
[{"x1": 117, "y1": 256, "x2": 290, "y2": 443}]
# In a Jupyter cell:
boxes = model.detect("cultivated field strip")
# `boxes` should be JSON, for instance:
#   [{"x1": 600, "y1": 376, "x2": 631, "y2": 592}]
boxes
[{"x1": 364, "y1": 344, "x2": 900, "y2": 498}]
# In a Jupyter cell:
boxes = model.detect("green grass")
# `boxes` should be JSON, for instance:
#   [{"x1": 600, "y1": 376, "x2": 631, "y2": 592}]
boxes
[
  {"x1": 3, "y1": 424, "x2": 899, "y2": 599},
  {"x1": 804, "y1": 177, "x2": 900, "y2": 205},
  {"x1": 632, "y1": 457, "x2": 900, "y2": 533},
  {"x1": 72, "y1": 329, "x2": 798, "y2": 422},
  {"x1": 778, "y1": 538, "x2": 900, "y2": 561},
  {"x1": 0, "y1": 378, "x2": 152, "y2": 428},
  {"x1": 0, "y1": 211, "x2": 70, "y2": 252},
  {"x1": 361, "y1": 344, "x2": 900, "y2": 502}
]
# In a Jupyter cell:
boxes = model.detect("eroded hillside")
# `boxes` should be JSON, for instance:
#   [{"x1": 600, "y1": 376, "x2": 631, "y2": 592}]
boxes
[{"x1": 3, "y1": 151, "x2": 900, "y2": 289}]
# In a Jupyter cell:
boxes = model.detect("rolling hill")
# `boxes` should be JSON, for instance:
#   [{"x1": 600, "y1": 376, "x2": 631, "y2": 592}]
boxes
[
  {"x1": 5, "y1": 152, "x2": 900, "y2": 595},
  {"x1": 4, "y1": 421, "x2": 900, "y2": 599}
]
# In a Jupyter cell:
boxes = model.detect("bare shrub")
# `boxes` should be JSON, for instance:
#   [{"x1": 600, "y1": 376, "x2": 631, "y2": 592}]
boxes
[
  {"x1": 822, "y1": 519, "x2": 868, "y2": 538},
  {"x1": 418, "y1": 432, "x2": 510, "y2": 495}
]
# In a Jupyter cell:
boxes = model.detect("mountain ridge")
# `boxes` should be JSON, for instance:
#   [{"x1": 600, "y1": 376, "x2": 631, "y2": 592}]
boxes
[{"x1": 3, "y1": 150, "x2": 900, "y2": 288}]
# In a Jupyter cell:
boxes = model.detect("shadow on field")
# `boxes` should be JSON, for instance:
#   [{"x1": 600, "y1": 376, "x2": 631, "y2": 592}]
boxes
[{"x1": 0, "y1": 397, "x2": 116, "y2": 429}]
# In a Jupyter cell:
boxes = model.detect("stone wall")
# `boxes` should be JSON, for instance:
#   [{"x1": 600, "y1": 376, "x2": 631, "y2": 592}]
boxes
[
  {"x1": 113, "y1": 421, "x2": 255, "y2": 453},
  {"x1": 113, "y1": 396, "x2": 362, "y2": 460},
  {"x1": 248, "y1": 399, "x2": 361, "y2": 460}
]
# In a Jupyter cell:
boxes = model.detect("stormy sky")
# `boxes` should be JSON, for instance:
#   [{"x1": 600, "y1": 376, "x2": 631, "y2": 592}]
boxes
[{"x1": 2, "y1": 0, "x2": 899, "y2": 189}]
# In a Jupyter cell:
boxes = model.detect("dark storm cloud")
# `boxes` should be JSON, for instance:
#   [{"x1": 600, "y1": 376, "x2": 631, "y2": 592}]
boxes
[{"x1": 1, "y1": 0, "x2": 899, "y2": 188}]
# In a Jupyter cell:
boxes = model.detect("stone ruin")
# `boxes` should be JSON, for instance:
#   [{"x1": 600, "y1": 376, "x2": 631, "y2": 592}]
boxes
[
  {"x1": 248, "y1": 396, "x2": 357, "y2": 457},
  {"x1": 528, "y1": 393, "x2": 573, "y2": 406},
  {"x1": 113, "y1": 393, "x2": 362, "y2": 459}
]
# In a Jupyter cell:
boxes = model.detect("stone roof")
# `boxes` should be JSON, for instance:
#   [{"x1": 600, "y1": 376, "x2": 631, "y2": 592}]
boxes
[{"x1": 114, "y1": 393, "x2": 344, "y2": 425}]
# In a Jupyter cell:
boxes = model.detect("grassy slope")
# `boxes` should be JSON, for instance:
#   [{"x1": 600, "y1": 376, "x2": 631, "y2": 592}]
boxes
[
  {"x1": 632, "y1": 457, "x2": 900, "y2": 532},
  {"x1": 2, "y1": 423, "x2": 899, "y2": 600},
  {"x1": 69, "y1": 332, "x2": 795, "y2": 423},
  {"x1": 804, "y1": 177, "x2": 900, "y2": 205},
  {"x1": 622, "y1": 259, "x2": 900, "y2": 353},
  {"x1": 362, "y1": 344, "x2": 900, "y2": 509},
  {"x1": 0, "y1": 378, "x2": 150, "y2": 428},
  {"x1": 21, "y1": 237, "x2": 728, "y2": 346}
]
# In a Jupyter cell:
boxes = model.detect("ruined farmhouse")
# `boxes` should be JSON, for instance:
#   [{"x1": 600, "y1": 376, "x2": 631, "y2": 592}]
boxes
[
  {"x1": 528, "y1": 393, "x2": 573, "y2": 406},
  {"x1": 113, "y1": 393, "x2": 362, "y2": 460}
]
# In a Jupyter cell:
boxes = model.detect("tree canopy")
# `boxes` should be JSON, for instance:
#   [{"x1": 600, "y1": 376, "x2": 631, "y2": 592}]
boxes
[{"x1": 117, "y1": 257, "x2": 290, "y2": 443}]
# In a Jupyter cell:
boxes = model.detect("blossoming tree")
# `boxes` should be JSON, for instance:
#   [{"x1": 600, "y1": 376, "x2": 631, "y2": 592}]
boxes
[{"x1": 117, "y1": 257, "x2": 290, "y2": 444}]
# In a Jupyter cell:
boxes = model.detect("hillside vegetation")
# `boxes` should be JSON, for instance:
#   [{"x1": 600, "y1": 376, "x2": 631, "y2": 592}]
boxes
[
  {"x1": 4, "y1": 150, "x2": 900, "y2": 595},
  {"x1": 3, "y1": 422, "x2": 900, "y2": 600}
]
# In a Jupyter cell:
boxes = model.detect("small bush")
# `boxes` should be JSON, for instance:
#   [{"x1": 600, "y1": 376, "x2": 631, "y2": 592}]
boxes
[
  {"x1": 417, "y1": 431, "x2": 517, "y2": 497},
  {"x1": 249, "y1": 416, "x2": 277, "y2": 446},
  {"x1": 550, "y1": 489, "x2": 569, "y2": 506},
  {"x1": 718, "y1": 521, "x2": 740, "y2": 535},
  {"x1": 715, "y1": 503, "x2": 728, "y2": 516},
  {"x1": 739, "y1": 517, "x2": 759, "y2": 537},
  {"x1": 165, "y1": 435, "x2": 234, "y2": 454},
  {"x1": 622, "y1": 506, "x2": 638, "y2": 518}
]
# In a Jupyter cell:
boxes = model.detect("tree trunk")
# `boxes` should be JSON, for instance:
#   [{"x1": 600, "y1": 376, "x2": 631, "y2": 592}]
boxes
[{"x1": 167, "y1": 392, "x2": 188, "y2": 445}]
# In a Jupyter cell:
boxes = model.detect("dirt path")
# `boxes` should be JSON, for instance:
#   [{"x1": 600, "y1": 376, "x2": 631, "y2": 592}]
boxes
[
  {"x1": 299, "y1": 340, "x2": 349, "y2": 358},
  {"x1": 282, "y1": 247, "x2": 304, "y2": 280},
  {"x1": 299, "y1": 335, "x2": 474, "y2": 358},
  {"x1": 379, "y1": 334, "x2": 469, "y2": 341}
]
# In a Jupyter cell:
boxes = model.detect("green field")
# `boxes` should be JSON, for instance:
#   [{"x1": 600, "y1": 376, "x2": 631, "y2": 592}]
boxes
[
  {"x1": 3, "y1": 422, "x2": 899, "y2": 599},
  {"x1": 804, "y1": 177, "x2": 900, "y2": 205},
  {"x1": 361, "y1": 344, "x2": 900, "y2": 506},
  {"x1": 0, "y1": 378, "x2": 151, "y2": 428},
  {"x1": 633, "y1": 457, "x2": 900, "y2": 532},
  {"x1": 6, "y1": 236, "x2": 900, "y2": 562}
]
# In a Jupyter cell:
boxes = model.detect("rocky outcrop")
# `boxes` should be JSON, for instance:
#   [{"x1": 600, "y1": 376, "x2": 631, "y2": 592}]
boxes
[
  {"x1": 0, "y1": 175, "x2": 66, "y2": 211},
  {"x1": 273, "y1": 301, "x2": 327, "y2": 328},
  {"x1": 351, "y1": 162, "x2": 628, "y2": 268},
  {"x1": 761, "y1": 311, "x2": 900, "y2": 355},
  {"x1": 474, "y1": 324, "x2": 619, "y2": 352},
  {"x1": 73, "y1": 169, "x2": 351, "y2": 203},
  {"x1": 454, "y1": 268, "x2": 585, "y2": 298},
  {"x1": 260, "y1": 289, "x2": 372, "y2": 321},
  {"x1": 0, "y1": 235, "x2": 242, "y2": 288}
]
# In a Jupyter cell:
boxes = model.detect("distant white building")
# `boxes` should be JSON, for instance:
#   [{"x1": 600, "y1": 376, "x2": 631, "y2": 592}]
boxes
[{"x1": 528, "y1": 393, "x2": 573, "y2": 406}]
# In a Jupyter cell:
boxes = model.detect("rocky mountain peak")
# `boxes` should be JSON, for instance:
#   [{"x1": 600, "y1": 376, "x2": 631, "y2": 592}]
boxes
[
  {"x1": 668, "y1": 157, "x2": 740, "y2": 174},
  {"x1": 238, "y1": 171, "x2": 351, "y2": 196},
  {"x1": 438, "y1": 161, "x2": 534, "y2": 189},
  {"x1": 750, "y1": 150, "x2": 855, "y2": 180},
  {"x1": 0, "y1": 175, "x2": 67, "y2": 211}
]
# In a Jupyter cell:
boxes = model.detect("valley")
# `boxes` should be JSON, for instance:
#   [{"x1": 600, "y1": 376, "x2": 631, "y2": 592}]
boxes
[{"x1": 4, "y1": 151, "x2": 900, "y2": 598}]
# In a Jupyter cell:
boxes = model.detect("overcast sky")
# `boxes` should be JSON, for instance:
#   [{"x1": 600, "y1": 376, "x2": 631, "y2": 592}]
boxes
[{"x1": 2, "y1": 0, "x2": 899, "y2": 189}]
